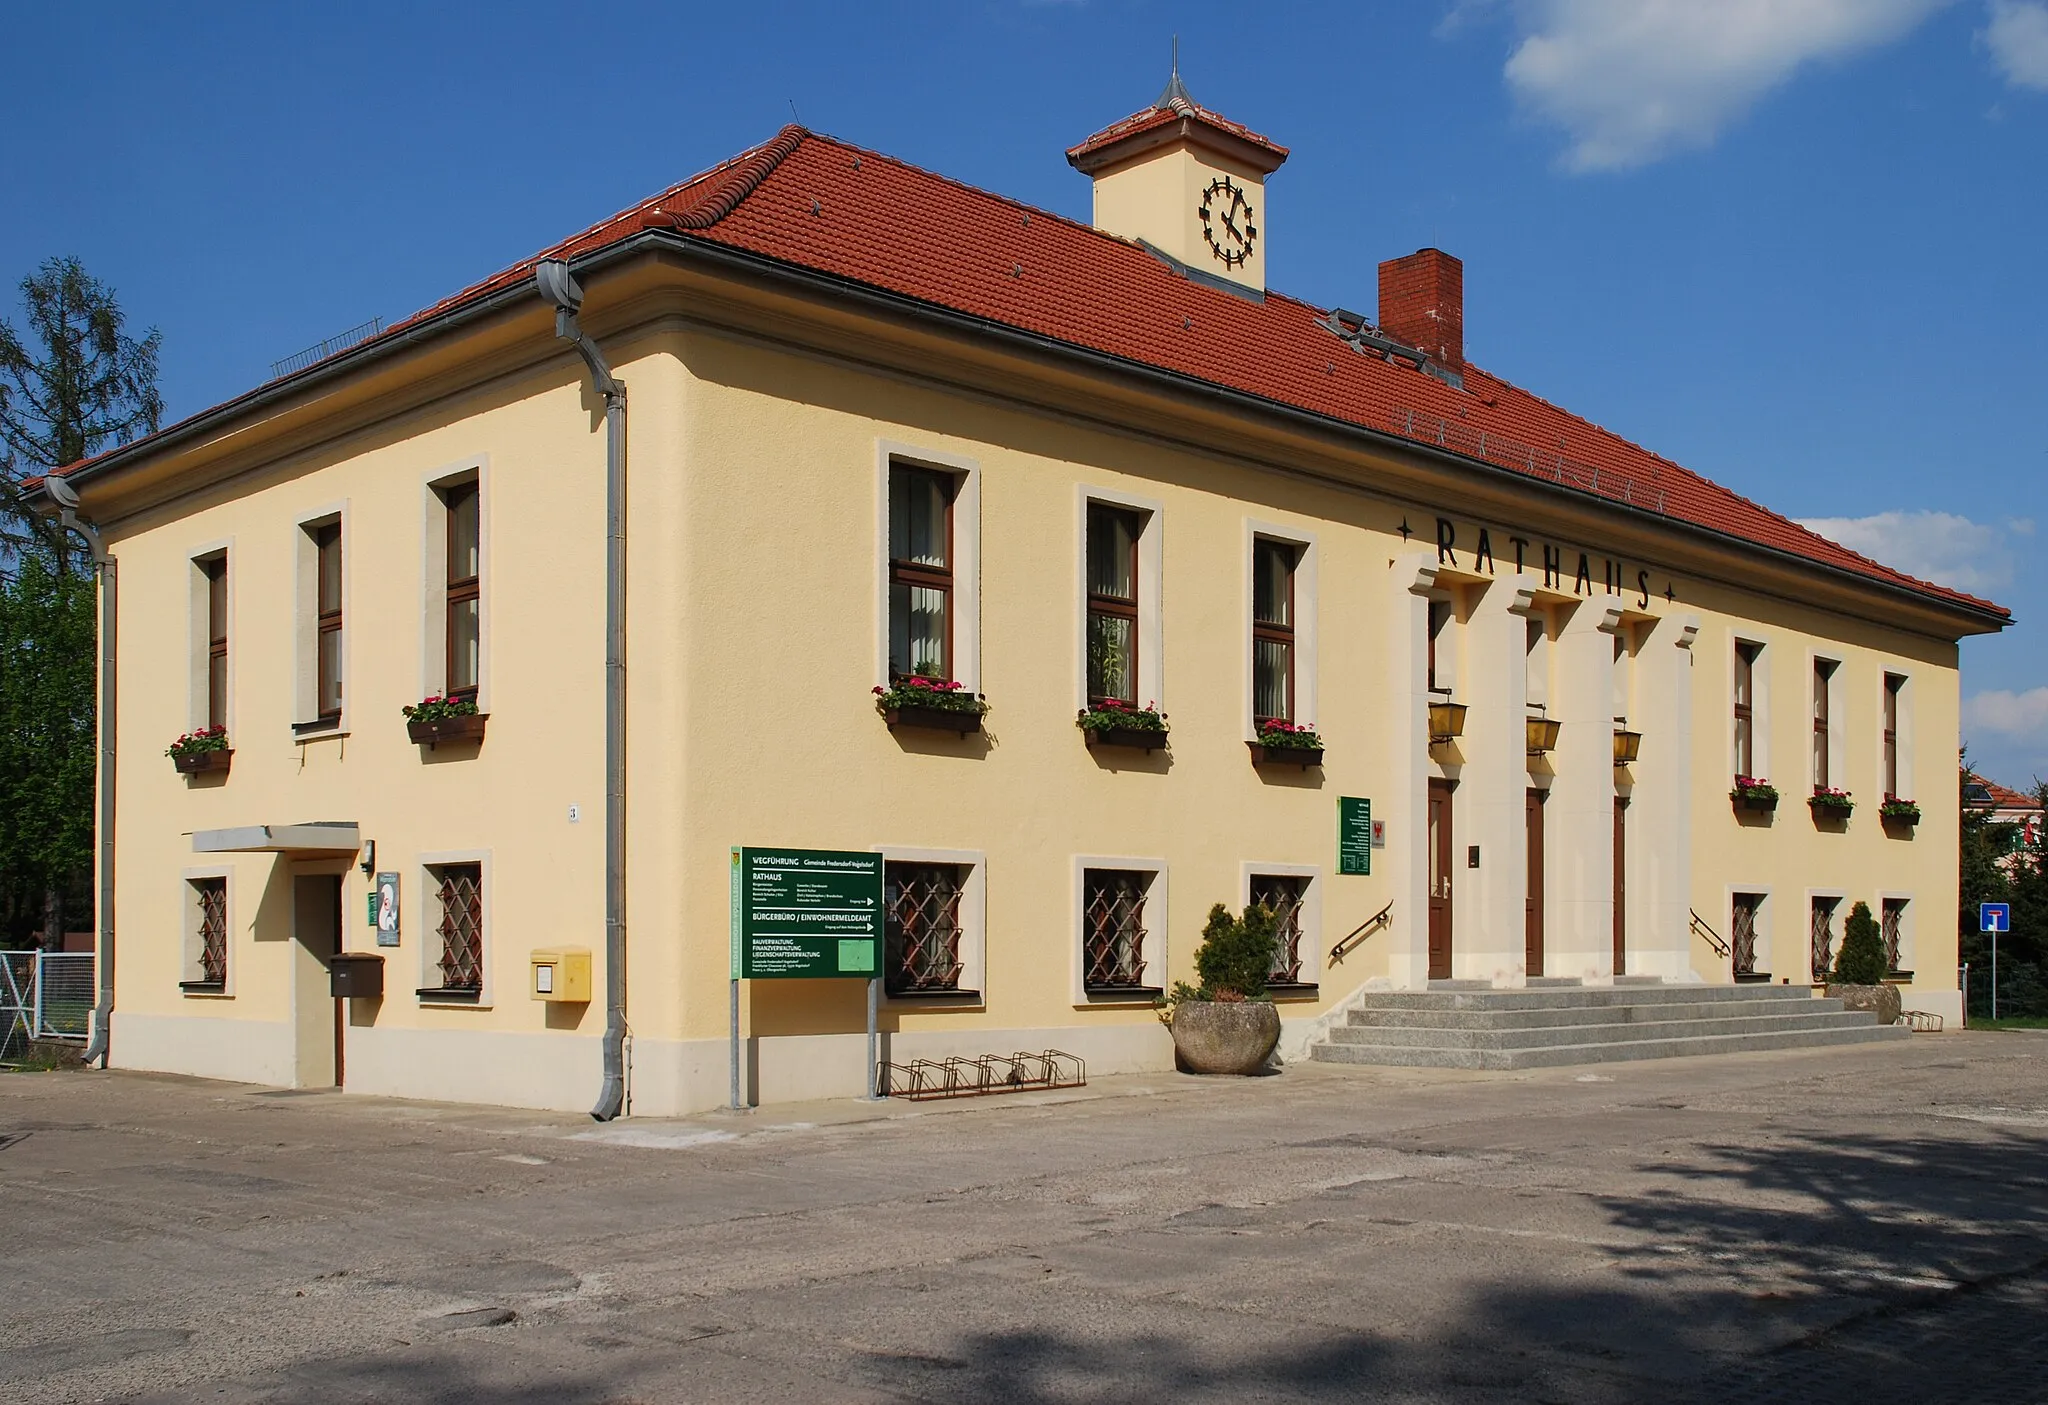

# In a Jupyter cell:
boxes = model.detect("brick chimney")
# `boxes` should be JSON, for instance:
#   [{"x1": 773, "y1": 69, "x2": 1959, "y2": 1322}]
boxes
[{"x1": 1378, "y1": 249, "x2": 1463, "y2": 372}]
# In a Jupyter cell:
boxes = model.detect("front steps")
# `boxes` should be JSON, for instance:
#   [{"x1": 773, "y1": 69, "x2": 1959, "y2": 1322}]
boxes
[{"x1": 1309, "y1": 980, "x2": 1909, "y2": 1071}]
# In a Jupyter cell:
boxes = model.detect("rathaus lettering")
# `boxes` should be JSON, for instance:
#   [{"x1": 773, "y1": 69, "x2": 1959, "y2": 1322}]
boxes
[{"x1": 1431, "y1": 516, "x2": 1676, "y2": 608}]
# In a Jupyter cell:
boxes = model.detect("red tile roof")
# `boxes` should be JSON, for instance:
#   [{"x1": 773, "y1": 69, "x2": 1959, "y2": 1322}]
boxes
[
  {"x1": 1065, "y1": 97, "x2": 1289, "y2": 168},
  {"x1": 51, "y1": 125, "x2": 2007, "y2": 624},
  {"x1": 1967, "y1": 773, "x2": 2039, "y2": 811}
]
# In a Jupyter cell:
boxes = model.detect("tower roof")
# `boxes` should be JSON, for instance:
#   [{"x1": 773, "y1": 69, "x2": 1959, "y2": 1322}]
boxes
[{"x1": 1066, "y1": 68, "x2": 1289, "y2": 175}]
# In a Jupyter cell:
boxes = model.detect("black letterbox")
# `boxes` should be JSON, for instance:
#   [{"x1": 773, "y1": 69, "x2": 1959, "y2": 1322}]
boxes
[{"x1": 329, "y1": 952, "x2": 385, "y2": 1000}]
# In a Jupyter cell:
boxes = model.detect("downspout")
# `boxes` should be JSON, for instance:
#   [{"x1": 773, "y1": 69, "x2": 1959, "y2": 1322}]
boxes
[
  {"x1": 537, "y1": 259, "x2": 630, "y2": 1121},
  {"x1": 43, "y1": 477, "x2": 116, "y2": 1066}
]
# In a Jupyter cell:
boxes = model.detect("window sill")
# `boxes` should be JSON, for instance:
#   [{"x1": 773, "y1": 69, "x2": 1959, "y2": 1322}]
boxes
[
  {"x1": 1081, "y1": 985, "x2": 1162, "y2": 1006},
  {"x1": 293, "y1": 718, "x2": 347, "y2": 740},
  {"x1": 1883, "y1": 970, "x2": 1916, "y2": 983},
  {"x1": 886, "y1": 988, "x2": 983, "y2": 1006},
  {"x1": 1266, "y1": 982, "x2": 1321, "y2": 1000},
  {"x1": 417, "y1": 987, "x2": 486, "y2": 1007},
  {"x1": 178, "y1": 980, "x2": 228, "y2": 996}
]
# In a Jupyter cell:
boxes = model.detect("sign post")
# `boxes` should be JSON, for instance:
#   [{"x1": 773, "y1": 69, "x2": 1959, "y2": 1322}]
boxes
[
  {"x1": 729, "y1": 847, "x2": 885, "y2": 1108},
  {"x1": 1981, "y1": 902, "x2": 2010, "y2": 1021}
]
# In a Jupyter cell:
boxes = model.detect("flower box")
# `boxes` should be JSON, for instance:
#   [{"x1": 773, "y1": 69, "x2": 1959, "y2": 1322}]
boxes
[
  {"x1": 173, "y1": 748, "x2": 233, "y2": 776},
  {"x1": 1734, "y1": 793, "x2": 1777, "y2": 814},
  {"x1": 1078, "y1": 702, "x2": 1167, "y2": 752},
  {"x1": 1880, "y1": 799, "x2": 1921, "y2": 828},
  {"x1": 1085, "y1": 725, "x2": 1168, "y2": 751},
  {"x1": 407, "y1": 713, "x2": 489, "y2": 747},
  {"x1": 883, "y1": 703, "x2": 983, "y2": 735},
  {"x1": 1730, "y1": 777, "x2": 1778, "y2": 814},
  {"x1": 1248, "y1": 740, "x2": 1323, "y2": 769},
  {"x1": 1809, "y1": 788, "x2": 1854, "y2": 821}
]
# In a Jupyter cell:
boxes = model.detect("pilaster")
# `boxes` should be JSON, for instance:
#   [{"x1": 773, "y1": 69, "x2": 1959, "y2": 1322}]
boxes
[
  {"x1": 1627, "y1": 612, "x2": 1701, "y2": 981},
  {"x1": 1460, "y1": 581, "x2": 1538, "y2": 984},
  {"x1": 1388, "y1": 554, "x2": 1439, "y2": 990},
  {"x1": 1548, "y1": 600, "x2": 1624, "y2": 983}
]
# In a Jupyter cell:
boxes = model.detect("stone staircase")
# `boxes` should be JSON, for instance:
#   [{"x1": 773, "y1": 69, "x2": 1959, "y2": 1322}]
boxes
[{"x1": 1309, "y1": 978, "x2": 1909, "y2": 1071}]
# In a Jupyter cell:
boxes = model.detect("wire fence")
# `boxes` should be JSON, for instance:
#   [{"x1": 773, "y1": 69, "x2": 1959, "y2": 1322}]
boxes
[{"x1": 1, "y1": 951, "x2": 95, "y2": 1060}]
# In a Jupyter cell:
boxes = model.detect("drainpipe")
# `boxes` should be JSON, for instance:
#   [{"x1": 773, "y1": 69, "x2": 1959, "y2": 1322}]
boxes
[
  {"x1": 537, "y1": 259, "x2": 630, "y2": 1121},
  {"x1": 42, "y1": 475, "x2": 116, "y2": 1067}
]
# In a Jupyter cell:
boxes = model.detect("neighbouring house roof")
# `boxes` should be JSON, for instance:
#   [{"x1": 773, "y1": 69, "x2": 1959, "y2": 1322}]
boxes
[
  {"x1": 40, "y1": 125, "x2": 2008, "y2": 626},
  {"x1": 1965, "y1": 773, "x2": 2040, "y2": 813}
]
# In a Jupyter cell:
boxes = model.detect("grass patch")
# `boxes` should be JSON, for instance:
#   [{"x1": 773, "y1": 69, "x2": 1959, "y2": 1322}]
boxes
[{"x1": 1967, "y1": 1016, "x2": 2048, "y2": 1031}]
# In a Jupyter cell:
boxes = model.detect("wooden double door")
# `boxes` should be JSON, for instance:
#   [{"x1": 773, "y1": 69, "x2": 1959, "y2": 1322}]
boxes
[{"x1": 1427, "y1": 780, "x2": 1454, "y2": 980}]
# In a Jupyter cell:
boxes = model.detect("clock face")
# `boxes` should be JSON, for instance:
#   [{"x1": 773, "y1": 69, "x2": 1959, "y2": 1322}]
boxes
[{"x1": 1198, "y1": 176, "x2": 1257, "y2": 269}]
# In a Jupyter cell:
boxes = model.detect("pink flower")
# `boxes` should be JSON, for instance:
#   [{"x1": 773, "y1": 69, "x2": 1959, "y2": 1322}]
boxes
[{"x1": 872, "y1": 686, "x2": 885, "y2": 695}]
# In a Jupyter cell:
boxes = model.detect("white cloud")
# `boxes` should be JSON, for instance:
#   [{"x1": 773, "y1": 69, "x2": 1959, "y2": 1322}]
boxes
[
  {"x1": 1967, "y1": 687, "x2": 2048, "y2": 737},
  {"x1": 1984, "y1": 0, "x2": 2048, "y2": 88},
  {"x1": 1499, "y1": 0, "x2": 1954, "y2": 171},
  {"x1": 1797, "y1": 508, "x2": 2016, "y2": 596}
]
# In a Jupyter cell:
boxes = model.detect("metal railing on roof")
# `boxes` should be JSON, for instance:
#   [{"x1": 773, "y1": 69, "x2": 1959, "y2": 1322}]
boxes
[
  {"x1": 270, "y1": 317, "x2": 384, "y2": 380},
  {"x1": 1391, "y1": 406, "x2": 1670, "y2": 517}
]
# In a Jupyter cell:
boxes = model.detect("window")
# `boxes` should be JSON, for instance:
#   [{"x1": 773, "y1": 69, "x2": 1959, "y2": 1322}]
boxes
[
  {"x1": 888, "y1": 465, "x2": 954, "y2": 681},
  {"x1": 1251, "y1": 873, "x2": 1308, "y2": 985},
  {"x1": 884, "y1": 862, "x2": 967, "y2": 994},
  {"x1": 1731, "y1": 893, "x2": 1764, "y2": 979},
  {"x1": 202, "y1": 555, "x2": 228, "y2": 729},
  {"x1": 1813, "y1": 659, "x2": 1837, "y2": 789},
  {"x1": 427, "y1": 863, "x2": 484, "y2": 997},
  {"x1": 1883, "y1": 673, "x2": 1905, "y2": 797},
  {"x1": 1252, "y1": 538, "x2": 1297, "y2": 722},
  {"x1": 182, "y1": 877, "x2": 228, "y2": 991},
  {"x1": 1427, "y1": 598, "x2": 1451, "y2": 693},
  {"x1": 1733, "y1": 642, "x2": 1760, "y2": 777},
  {"x1": 444, "y1": 481, "x2": 481, "y2": 699},
  {"x1": 1881, "y1": 897, "x2": 1908, "y2": 975},
  {"x1": 1083, "y1": 868, "x2": 1154, "y2": 992},
  {"x1": 1087, "y1": 504, "x2": 1141, "y2": 703},
  {"x1": 314, "y1": 522, "x2": 343, "y2": 719},
  {"x1": 1809, "y1": 896, "x2": 1840, "y2": 984}
]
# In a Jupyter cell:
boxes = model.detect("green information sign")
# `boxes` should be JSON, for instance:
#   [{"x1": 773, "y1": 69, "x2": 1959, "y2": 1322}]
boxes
[
  {"x1": 730, "y1": 847, "x2": 883, "y2": 979},
  {"x1": 1338, "y1": 797, "x2": 1372, "y2": 876}
]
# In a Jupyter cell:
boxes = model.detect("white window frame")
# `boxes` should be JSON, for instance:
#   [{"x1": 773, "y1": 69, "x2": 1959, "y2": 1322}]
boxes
[
  {"x1": 875, "y1": 845, "x2": 987, "y2": 1006},
  {"x1": 1244, "y1": 518, "x2": 1318, "y2": 735},
  {"x1": 1072, "y1": 855, "x2": 1168, "y2": 1005},
  {"x1": 179, "y1": 866, "x2": 234, "y2": 997},
  {"x1": 294, "y1": 501, "x2": 350, "y2": 735},
  {"x1": 1877, "y1": 890, "x2": 1916, "y2": 976},
  {"x1": 1808, "y1": 651, "x2": 1845, "y2": 793},
  {"x1": 1731, "y1": 635, "x2": 1770, "y2": 781},
  {"x1": 1075, "y1": 485, "x2": 1165, "y2": 712},
  {"x1": 1879, "y1": 670, "x2": 1914, "y2": 800},
  {"x1": 1727, "y1": 884, "x2": 1773, "y2": 980},
  {"x1": 419, "y1": 456, "x2": 490, "y2": 709},
  {"x1": 418, "y1": 848, "x2": 493, "y2": 1008},
  {"x1": 1240, "y1": 861, "x2": 1323, "y2": 991},
  {"x1": 875, "y1": 441, "x2": 981, "y2": 694},
  {"x1": 187, "y1": 539, "x2": 234, "y2": 734}
]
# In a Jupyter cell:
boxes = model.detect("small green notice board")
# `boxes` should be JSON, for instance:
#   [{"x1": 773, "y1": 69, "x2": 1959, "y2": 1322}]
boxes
[
  {"x1": 1338, "y1": 797, "x2": 1372, "y2": 876},
  {"x1": 730, "y1": 847, "x2": 883, "y2": 979}
]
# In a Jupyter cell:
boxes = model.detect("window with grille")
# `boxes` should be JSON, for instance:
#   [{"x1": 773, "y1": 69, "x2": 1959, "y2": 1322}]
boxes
[
  {"x1": 885, "y1": 862, "x2": 966, "y2": 994},
  {"x1": 1252, "y1": 538, "x2": 1296, "y2": 723},
  {"x1": 1083, "y1": 869, "x2": 1153, "y2": 992},
  {"x1": 1881, "y1": 898, "x2": 1907, "y2": 974},
  {"x1": 184, "y1": 877, "x2": 227, "y2": 989},
  {"x1": 1251, "y1": 874, "x2": 1308, "y2": 984},
  {"x1": 429, "y1": 863, "x2": 484, "y2": 995},
  {"x1": 1810, "y1": 896, "x2": 1839, "y2": 983},
  {"x1": 1731, "y1": 893, "x2": 1763, "y2": 979},
  {"x1": 888, "y1": 464, "x2": 954, "y2": 681}
]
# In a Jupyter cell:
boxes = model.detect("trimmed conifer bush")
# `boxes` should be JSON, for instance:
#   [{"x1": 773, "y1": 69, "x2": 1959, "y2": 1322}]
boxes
[
  {"x1": 1192, "y1": 902, "x2": 1278, "y2": 1001},
  {"x1": 1833, "y1": 900, "x2": 1888, "y2": 985}
]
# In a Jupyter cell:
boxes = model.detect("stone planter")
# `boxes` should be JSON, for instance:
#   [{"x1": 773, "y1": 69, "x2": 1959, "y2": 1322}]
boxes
[
  {"x1": 172, "y1": 748, "x2": 233, "y2": 776},
  {"x1": 882, "y1": 703, "x2": 983, "y2": 735},
  {"x1": 1170, "y1": 1000, "x2": 1281, "y2": 1075},
  {"x1": 1084, "y1": 724, "x2": 1168, "y2": 752},
  {"x1": 1248, "y1": 741, "x2": 1323, "y2": 769},
  {"x1": 1826, "y1": 982, "x2": 1902, "y2": 1027},
  {"x1": 407, "y1": 713, "x2": 488, "y2": 748}
]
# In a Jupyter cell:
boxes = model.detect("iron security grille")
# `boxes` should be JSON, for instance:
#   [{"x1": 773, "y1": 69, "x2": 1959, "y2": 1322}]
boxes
[
  {"x1": 435, "y1": 865, "x2": 484, "y2": 991},
  {"x1": 885, "y1": 862, "x2": 965, "y2": 994},
  {"x1": 1731, "y1": 896, "x2": 1760, "y2": 979},
  {"x1": 1810, "y1": 898, "x2": 1838, "y2": 984},
  {"x1": 1882, "y1": 899, "x2": 1905, "y2": 974},
  {"x1": 1251, "y1": 874, "x2": 1307, "y2": 983},
  {"x1": 197, "y1": 878, "x2": 228, "y2": 984},
  {"x1": 1084, "y1": 870, "x2": 1150, "y2": 990}
]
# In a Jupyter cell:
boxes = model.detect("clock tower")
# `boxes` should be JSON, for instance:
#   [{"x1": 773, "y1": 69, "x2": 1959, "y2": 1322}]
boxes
[{"x1": 1067, "y1": 64, "x2": 1289, "y2": 295}]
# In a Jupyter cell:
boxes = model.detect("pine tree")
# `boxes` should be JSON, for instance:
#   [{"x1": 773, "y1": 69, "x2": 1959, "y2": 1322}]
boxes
[{"x1": 1833, "y1": 901, "x2": 1887, "y2": 986}]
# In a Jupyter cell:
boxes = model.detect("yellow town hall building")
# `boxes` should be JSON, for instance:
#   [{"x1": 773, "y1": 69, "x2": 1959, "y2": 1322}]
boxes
[{"x1": 35, "y1": 79, "x2": 2006, "y2": 1114}]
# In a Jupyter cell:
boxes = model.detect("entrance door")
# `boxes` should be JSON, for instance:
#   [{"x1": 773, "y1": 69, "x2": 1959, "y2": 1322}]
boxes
[
  {"x1": 1612, "y1": 799, "x2": 1628, "y2": 977},
  {"x1": 1525, "y1": 788, "x2": 1546, "y2": 977},
  {"x1": 291, "y1": 874, "x2": 344, "y2": 1088},
  {"x1": 1427, "y1": 779, "x2": 1454, "y2": 980}
]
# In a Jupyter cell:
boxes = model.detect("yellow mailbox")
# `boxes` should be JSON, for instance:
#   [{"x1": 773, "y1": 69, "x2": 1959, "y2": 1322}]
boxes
[{"x1": 529, "y1": 947, "x2": 591, "y2": 1003}]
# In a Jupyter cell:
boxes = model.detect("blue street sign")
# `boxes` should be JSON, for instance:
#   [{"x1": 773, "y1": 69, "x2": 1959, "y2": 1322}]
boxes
[{"x1": 1981, "y1": 902, "x2": 2011, "y2": 934}]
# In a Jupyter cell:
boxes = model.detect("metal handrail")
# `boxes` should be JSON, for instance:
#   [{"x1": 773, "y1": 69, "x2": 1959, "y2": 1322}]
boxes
[
  {"x1": 1688, "y1": 909, "x2": 1732, "y2": 959},
  {"x1": 1329, "y1": 902, "x2": 1393, "y2": 965}
]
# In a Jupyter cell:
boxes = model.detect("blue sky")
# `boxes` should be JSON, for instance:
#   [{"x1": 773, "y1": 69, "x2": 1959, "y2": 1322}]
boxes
[{"x1": 5, "y1": 0, "x2": 2044, "y2": 781}]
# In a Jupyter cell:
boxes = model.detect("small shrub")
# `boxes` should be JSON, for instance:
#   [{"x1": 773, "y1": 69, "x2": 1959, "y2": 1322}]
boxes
[
  {"x1": 1833, "y1": 901, "x2": 1888, "y2": 985},
  {"x1": 1194, "y1": 902, "x2": 1277, "y2": 1001}
]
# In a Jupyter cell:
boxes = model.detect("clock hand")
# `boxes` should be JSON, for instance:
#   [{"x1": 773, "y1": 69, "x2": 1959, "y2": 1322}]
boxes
[{"x1": 1222, "y1": 212, "x2": 1244, "y2": 241}]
